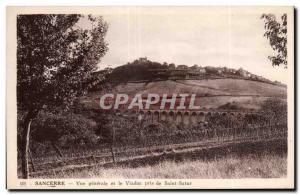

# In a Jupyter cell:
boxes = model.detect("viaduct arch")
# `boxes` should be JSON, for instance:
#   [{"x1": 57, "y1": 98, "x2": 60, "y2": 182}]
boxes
[{"x1": 116, "y1": 109, "x2": 257, "y2": 125}]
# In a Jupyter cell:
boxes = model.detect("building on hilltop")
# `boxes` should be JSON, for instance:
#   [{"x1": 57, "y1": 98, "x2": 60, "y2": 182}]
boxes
[
  {"x1": 138, "y1": 57, "x2": 148, "y2": 63},
  {"x1": 177, "y1": 65, "x2": 189, "y2": 69},
  {"x1": 237, "y1": 68, "x2": 249, "y2": 78}
]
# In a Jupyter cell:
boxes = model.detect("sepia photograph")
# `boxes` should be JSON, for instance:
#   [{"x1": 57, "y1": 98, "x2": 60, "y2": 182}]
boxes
[{"x1": 6, "y1": 6, "x2": 294, "y2": 189}]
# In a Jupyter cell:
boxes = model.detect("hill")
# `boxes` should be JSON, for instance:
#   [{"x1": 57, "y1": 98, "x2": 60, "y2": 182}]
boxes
[
  {"x1": 89, "y1": 58, "x2": 285, "y2": 92},
  {"x1": 82, "y1": 58, "x2": 287, "y2": 111},
  {"x1": 84, "y1": 78, "x2": 286, "y2": 110}
]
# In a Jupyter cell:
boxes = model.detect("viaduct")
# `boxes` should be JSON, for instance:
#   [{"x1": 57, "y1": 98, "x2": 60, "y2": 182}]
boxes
[{"x1": 114, "y1": 109, "x2": 257, "y2": 125}]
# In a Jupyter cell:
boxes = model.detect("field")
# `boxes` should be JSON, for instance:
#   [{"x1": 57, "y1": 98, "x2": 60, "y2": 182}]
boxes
[
  {"x1": 23, "y1": 123, "x2": 287, "y2": 179},
  {"x1": 28, "y1": 134, "x2": 287, "y2": 179},
  {"x1": 110, "y1": 79, "x2": 286, "y2": 96},
  {"x1": 38, "y1": 152, "x2": 286, "y2": 179},
  {"x1": 84, "y1": 79, "x2": 287, "y2": 110}
]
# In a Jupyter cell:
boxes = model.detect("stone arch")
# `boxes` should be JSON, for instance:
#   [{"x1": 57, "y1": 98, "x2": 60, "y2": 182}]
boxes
[
  {"x1": 168, "y1": 111, "x2": 175, "y2": 122},
  {"x1": 198, "y1": 112, "x2": 205, "y2": 122},
  {"x1": 146, "y1": 111, "x2": 152, "y2": 122},
  {"x1": 183, "y1": 112, "x2": 190, "y2": 125},
  {"x1": 206, "y1": 112, "x2": 212, "y2": 117},
  {"x1": 176, "y1": 111, "x2": 183, "y2": 123},
  {"x1": 190, "y1": 112, "x2": 198, "y2": 124},
  {"x1": 161, "y1": 111, "x2": 167, "y2": 121},
  {"x1": 153, "y1": 111, "x2": 159, "y2": 122}
]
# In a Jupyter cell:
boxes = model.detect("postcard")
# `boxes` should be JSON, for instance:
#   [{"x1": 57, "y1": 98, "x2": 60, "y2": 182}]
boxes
[{"x1": 6, "y1": 6, "x2": 294, "y2": 189}]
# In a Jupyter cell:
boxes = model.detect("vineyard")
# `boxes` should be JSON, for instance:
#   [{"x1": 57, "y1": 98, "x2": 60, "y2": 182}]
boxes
[{"x1": 21, "y1": 122, "x2": 287, "y2": 178}]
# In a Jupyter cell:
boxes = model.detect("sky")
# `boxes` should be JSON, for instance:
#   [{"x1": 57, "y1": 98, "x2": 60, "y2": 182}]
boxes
[{"x1": 85, "y1": 7, "x2": 290, "y2": 83}]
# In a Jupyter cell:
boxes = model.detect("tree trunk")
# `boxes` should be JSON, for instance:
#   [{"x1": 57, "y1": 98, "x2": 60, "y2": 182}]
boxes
[
  {"x1": 20, "y1": 118, "x2": 32, "y2": 179},
  {"x1": 28, "y1": 149, "x2": 35, "y2": 172},
  {"x1": 111, "y1": 125, "x2": 116, "y2": 164}
]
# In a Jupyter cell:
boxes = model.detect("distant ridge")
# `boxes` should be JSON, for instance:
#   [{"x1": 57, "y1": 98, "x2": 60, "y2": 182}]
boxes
[
  {"x1": 82, "y1": 58, "x2": 287, "y2": 111},
  {"x1": 90, "y1": 57, "x2": 285, "y2": 92}
]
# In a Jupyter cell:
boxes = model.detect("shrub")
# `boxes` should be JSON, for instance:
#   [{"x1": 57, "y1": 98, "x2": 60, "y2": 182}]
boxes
[{"x1": 31, "y1": 112, "x2": 98, "y2": 149}]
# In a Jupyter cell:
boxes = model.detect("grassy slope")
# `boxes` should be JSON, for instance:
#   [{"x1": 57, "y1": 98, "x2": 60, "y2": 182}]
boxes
[
  {"x1": 85, "y1": 79, "x2": 287, "y2": 110},
  {"x1": 113, "y1": 79, "x2": 286, "y2": 96},
  {"x1": 42, "y1": 153, "x2": 286, "y2": 179}
]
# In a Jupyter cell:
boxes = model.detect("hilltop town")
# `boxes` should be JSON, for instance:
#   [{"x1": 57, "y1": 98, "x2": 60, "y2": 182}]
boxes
[{"x1": 90, "y1": 57, "x2": 285, "y2": 90}]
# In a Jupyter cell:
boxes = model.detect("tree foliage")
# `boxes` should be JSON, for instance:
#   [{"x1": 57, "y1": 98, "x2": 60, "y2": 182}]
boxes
[
  {"x1": 105, "y1": 59, "x2": 168, "y2": 84},
  {"x1": 261, "y1": 14, "x2": 287, "y2": 68},
  {"x1": 260, "y1": 98, "x2": 287, "y2": 124},
  {"x1": 17, "y1": 14, "x2": 108, "y2": 114},
  {"x1": 17, "y1": 14, "x2": 108, "y2": 178}
]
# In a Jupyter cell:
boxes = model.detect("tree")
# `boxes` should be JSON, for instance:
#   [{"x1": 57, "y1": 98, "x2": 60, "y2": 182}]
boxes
[
  {"x1": 17, "y1": 14, "x2": 108, "y2": 178},
  {"x1": 261, "y1": 14, "x2": 287, "y2": 68},
  {"x1": 260, "y1": 98, "x2": 287, "y2": 124}
]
